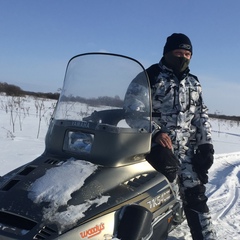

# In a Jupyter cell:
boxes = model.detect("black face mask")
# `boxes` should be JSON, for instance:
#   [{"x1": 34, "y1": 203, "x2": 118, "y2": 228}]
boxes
[{"x1": 164, "y1": 53, "x2": 190, "y2": 77}]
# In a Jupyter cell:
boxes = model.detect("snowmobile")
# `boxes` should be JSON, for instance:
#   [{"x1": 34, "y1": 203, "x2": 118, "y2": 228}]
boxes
[{"x1": 0, "y1": 53, "x2": 183, "y2": 240}]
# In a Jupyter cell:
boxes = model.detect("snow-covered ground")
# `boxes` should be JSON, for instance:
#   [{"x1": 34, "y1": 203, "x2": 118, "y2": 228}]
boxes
[{"x1": 0, "y1": 94, "x2": 240, "y2": 239}]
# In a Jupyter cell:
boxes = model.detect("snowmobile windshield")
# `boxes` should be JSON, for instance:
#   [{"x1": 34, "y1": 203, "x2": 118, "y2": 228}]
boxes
[{"x1": 53, "y1": 53, "x2": 151, "y2": 133}]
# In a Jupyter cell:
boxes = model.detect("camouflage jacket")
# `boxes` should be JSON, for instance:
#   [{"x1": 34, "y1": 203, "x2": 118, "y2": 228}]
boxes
[{"x1": 124, "y1": 60, "x2": 212, "y2": 158}]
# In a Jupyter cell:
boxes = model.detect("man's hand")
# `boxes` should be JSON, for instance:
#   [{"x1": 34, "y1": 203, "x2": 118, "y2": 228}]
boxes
[
  {"x1": 192, "y1": 143, "x2": 214, "y2": 184},
  {"x1": 193, "y1": 144, "x2": 214, "y2": 171},
  {"x1": 154, "y1": 132, "x2": 172, "y2": 149}
]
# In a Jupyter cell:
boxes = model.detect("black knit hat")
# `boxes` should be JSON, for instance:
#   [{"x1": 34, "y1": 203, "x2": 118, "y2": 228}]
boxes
[{"x1": 163, "y1": 33, "x2": 192, "y2": 55}]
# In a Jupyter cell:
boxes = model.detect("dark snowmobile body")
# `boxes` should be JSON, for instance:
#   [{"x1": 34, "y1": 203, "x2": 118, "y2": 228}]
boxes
[{"x1": 0, "y1": 53, "x2": 181, "y2": 240}]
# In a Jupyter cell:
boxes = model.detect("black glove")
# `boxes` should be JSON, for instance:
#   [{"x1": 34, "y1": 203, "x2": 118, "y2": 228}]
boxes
[
  {"x1": 192, "y1": 144, "x2": 214, "y2": 184},
  {"x1": 146, "y1": 145, "x2": 180, "y2": 183}
]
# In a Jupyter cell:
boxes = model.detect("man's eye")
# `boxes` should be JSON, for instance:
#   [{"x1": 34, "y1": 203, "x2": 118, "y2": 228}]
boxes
[{"x1": 174, "y1": 52, "x2": 181, "y2": 56}]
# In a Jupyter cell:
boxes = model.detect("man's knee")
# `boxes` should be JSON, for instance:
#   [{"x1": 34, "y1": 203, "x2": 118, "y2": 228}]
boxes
[
  {"x1": 146, "y1": 145, "x2": 179, "y2": 182},
  {"x1": 184, "y1": 185, "x2": 209, "y2": 212}
]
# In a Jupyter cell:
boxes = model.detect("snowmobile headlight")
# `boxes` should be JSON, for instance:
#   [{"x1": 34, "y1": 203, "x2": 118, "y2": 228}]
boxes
[{"x1": 63, "y1": 131, "x2": 94, "y2": 154}]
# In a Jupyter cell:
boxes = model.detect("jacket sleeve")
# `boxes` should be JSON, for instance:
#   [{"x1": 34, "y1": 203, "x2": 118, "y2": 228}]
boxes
[
  {"x1": 123, "y1": 72, "x2": 151, "y2": 131},
  {"x1": 123, "y1": 71, "x2": 163, "y2": 135},
  {"x1": 191, "y1": 87, "x2": 213, "y2": 146}
]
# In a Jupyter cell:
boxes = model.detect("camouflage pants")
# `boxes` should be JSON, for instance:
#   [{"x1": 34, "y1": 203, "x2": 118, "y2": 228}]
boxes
[{"x1": 175, "y1": 151, "x2": 217, "y2": 240}]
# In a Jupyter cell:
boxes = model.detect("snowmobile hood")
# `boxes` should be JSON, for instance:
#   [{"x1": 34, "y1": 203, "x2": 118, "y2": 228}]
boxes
[{"x1": 0, "y1": 155, "x2": 165, "y2": 236}]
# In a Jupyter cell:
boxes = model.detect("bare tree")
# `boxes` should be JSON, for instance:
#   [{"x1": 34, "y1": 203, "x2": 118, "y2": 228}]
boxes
[{"x1": 34, "y1": 98, "x2": 56, "y2": 138}]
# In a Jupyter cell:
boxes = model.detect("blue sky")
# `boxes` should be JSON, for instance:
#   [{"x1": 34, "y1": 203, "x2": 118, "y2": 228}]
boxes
[{"x1": 0, "y1": 0, "x2": 240, "y2": 116}]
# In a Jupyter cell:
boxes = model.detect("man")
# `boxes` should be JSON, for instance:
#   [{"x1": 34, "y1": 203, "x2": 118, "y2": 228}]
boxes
[{"x1": 146, "y1": 33, "x2": 216, "y2": 240}]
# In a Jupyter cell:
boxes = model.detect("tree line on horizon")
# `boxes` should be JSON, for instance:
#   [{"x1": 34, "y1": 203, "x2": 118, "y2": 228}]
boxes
[
  {"x1": 0, "y1": 82, "x2": 59, "y2": 100},
  {"x1": 1, "y1": 81, "x2": 240, "y2": 121}
]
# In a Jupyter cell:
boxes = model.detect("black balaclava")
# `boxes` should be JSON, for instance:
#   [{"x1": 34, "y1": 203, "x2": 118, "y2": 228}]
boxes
[{"x1": 163, "y1": 33, "x2": 192, "y2": 78}]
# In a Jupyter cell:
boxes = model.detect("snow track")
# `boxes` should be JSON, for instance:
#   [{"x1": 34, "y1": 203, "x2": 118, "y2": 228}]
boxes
[
  {"x1": 214, "y1": 166, "x2": 239, "y2": 220},
  {"x1": 207, "y1": 153, "x2": 240, "y2": 239}
]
